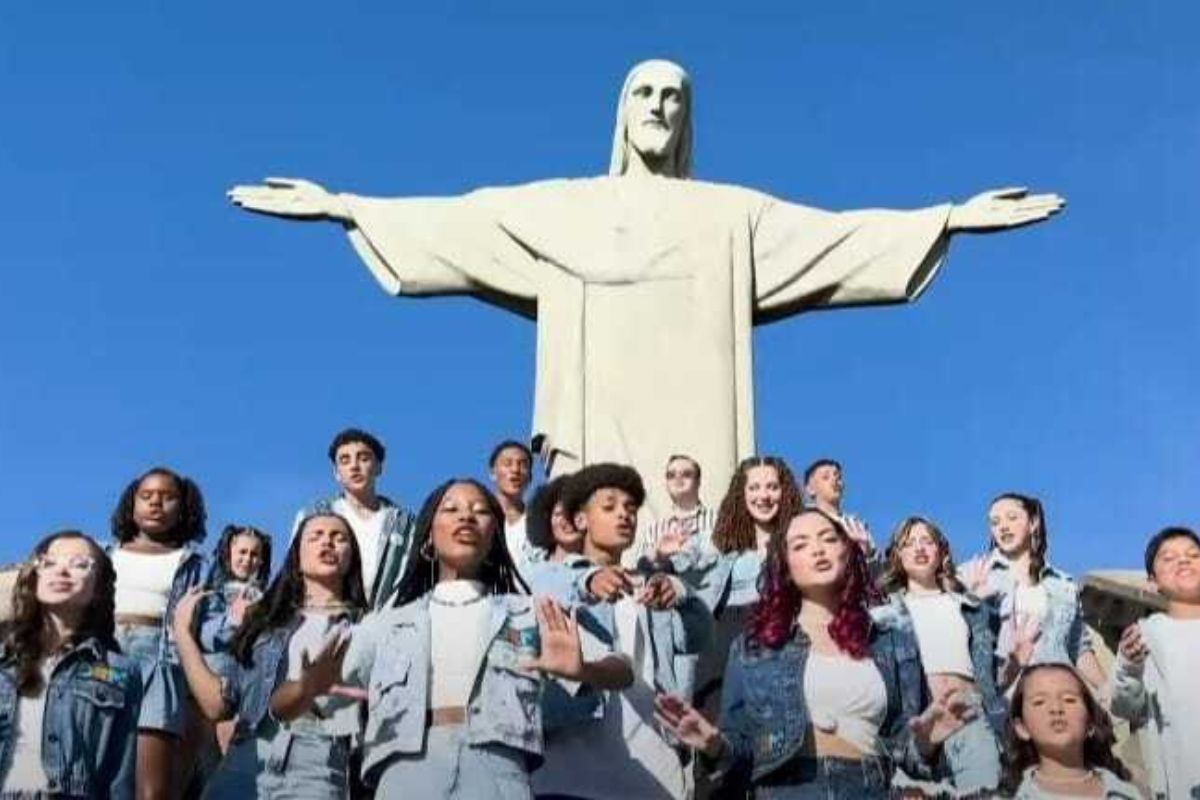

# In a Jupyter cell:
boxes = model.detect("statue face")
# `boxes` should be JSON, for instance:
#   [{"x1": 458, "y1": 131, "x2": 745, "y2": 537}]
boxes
[{"x1": 623, "y1": 62, "x2": 687, "y2": 164}]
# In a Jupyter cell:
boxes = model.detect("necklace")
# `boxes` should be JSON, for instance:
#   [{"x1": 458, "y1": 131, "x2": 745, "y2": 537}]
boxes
[
  {"x1": 303, "y1": 599, "x2": 353, "y2": 613},
  {"x1": 1033, "y1": 767, "x2": 1097, "y2": 787},
  {"x1": 431, "y1": 592, "x2": 486, "y2": 608}
]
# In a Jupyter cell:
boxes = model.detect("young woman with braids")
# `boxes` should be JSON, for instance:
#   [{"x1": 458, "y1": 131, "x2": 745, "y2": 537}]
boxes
[
  {"x1": 872, "y1": 516, "x2": 1006, "y2": 797},
  {"x1": 339, "y1": 478, "x2": 627, "y2": 799},
  {"x1": 171, "y1": 512, "x2": 367, "y2": 798},
  {"x1": 682, "y1": 456, "x2": 804, "y2": 725},
  {"x1": 1002, "y1": 664, "x2": 1140, "y2": 798},
  {"x1": 0, "y1": 531, "x2": 142, "y2": 798},
  {"x1": 959, "y1": 493, "x2": 1106, "y2": 693},
  {"x1": 108, "y1": 466, "x2": 209, "y2": 799},
  {"x1": 655, "y1": 509, "x2": 972, "y2": 797}
]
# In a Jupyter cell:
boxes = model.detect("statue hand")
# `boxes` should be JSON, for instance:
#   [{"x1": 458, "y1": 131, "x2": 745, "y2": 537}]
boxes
[
  {"x1": 948, "y1": 187, "x2": 1065, "y2": 233},
  {"x1": 227, "y1": 177, "x2": 350, "y2": 222}
]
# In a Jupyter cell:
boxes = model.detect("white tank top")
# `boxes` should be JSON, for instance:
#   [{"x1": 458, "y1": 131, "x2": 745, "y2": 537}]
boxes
[
  {"x1": 112, "y1": 548, "x2": 186, "y2": 617},
  {"x1": 802, "y1": 651, "x2": 888, "y2": 755}
]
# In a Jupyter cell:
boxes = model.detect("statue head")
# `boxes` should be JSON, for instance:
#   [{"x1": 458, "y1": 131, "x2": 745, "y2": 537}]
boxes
[{"x1": 609, "y1": 59, "x2": 693, "y2": 179}]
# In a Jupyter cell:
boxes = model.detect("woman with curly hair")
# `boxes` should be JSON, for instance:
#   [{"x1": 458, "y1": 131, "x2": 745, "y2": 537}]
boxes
[
  {"x1": 108, "y1": 466, "x2": 209, "y2": 799},
  {"x1": 873, "y1": 516, "x2": 1006, "y2": 797},
  {"x1": 1002, "y1": 663, "x2": 1139, "y2": 798},
  {"x1": 959, "y1": 493, "x2": 1105, "y2": 693},
  {"x1": 656, "y1": 508, "x2": 972, "y2": 797},
  {"x1": 339, "y1": 478, "x2": 616, "y2": 799},
  {"x1": 172, "y1": 512, "x2": 367, "y2": 798},
  {"x1": 0, "y1": 531, "x2": 142, "y2": 798},
  {"x1": 684, "y1": 456, "x2": 803, "y2": 721}
]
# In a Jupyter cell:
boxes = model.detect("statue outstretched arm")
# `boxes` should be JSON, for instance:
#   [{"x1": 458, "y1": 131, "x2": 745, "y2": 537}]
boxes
[
  {"x1": 947, "y1": 187, "x2": 1065, "y2": 233},
  {"x1": 228, "y1": 178, "x2": 353, "y2": 223}
]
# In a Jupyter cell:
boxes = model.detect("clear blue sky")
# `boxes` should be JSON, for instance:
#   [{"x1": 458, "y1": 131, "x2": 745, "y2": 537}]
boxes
[{"x1": 1, "y1": 3, "x2": 1196, "y2": 574}]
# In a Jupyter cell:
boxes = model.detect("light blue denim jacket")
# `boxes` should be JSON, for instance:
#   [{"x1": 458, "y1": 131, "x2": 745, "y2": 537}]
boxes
[
  {"x1": 0, "y1": 637, "x2": 143, "y2": 799},
  {"x1": 342, "y1": 593, "x2": 543, "y2": 784},
  {"x1": 218, "y1": 622, "x2": 295, "y2": 739},
  {"x1": 871, "y1": 591, "x2": 1007, "y2": 738},
  {"x1": 966, "y1": 555, "x2": 1090, "y2": 669},
  {"x1": 707, "y1": 624, "x2": 932, "y2": 791}
]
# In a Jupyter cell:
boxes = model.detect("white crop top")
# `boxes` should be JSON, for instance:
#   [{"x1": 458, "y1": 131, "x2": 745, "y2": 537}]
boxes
[
  {"x1": 112, "y1": 548, "x2": 186, "y2": 617},
  {"x1": 802, "y1": 651, "x2": 887, "y2": 755},
  {"x1": 903, "y1": 591, "x2": 974, "y2": 679},
  {"x1": 429, "y1": 580, "x2": 490, "y2": 708}
]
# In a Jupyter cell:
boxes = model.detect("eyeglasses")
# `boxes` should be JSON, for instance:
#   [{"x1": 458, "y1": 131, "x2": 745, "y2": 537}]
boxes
[
  {"x1": 665, "y1": 469, "x2": 697, "y2": 479},
  {"x1": 33, "y1": 555, "x2": 97, "y2": 575}
]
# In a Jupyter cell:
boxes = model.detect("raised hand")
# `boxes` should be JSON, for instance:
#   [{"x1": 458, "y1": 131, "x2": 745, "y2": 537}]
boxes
[
  {"x1": 654, "y1": 693, "x2": 723, "y2": 757},
  {"x1": 948, "y1": 187, "x2": 1065, "y2": 233},
  {"x1": 586, "y1": 565, "x2": 634, "y2": 602},
  {"x1": 227, "y1": 177, "x2": 350, "y2": 222},
  {"x1": 655, "y1": 520, "x2": 687, "y2": 559},
  {"x1": 1117, "y1": 623, "x2": 1149, "y2": 671},
  {"x1": 844, "y1": 515, "x2": 876, "y2": 555},
  {"x1": 909, "y1": 689, "x2": 977, "y2": 755},
  {"x1": 1010, "y1": 613, "x2": 1042, "y2": 667},
  {"x1": 521, "y1": 597, "x2": 583, "y2": 680},
  {"x1": 228, "y1": 588, "x2": 255, "y2": 627},
  {"x1": 299, "y1": 630, "x2": 350, "y2": 700},
  {"x1": 959, "y1": 554, "x2": 996, "y2": 599},
  {"x1": 171, "y1": 587, "x2": 210, "y2": 642},
  {"x1": 637, "y1": 573, "x2": 680, "y2": 610}
]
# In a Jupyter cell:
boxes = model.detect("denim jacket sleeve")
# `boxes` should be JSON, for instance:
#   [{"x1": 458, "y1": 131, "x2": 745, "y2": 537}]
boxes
[
  {"x1": 704, "y1": 637, "x2": 753, "y2": 790},
  {"x1": 877, "y1": 628, "x2": 935, "y2": 781},
  {"x1": 1109, "y1": 651, "x2": 1150, "y2": 727},
  {"x1": 103, "y1": 657, "x2": 144, "y2": 800},
  {"x1": 197, "y1": 594, "x2": 234, "y2": 653}
]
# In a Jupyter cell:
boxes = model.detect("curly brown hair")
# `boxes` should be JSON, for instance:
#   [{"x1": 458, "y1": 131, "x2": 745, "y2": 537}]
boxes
[
  {"x1": 1, "y1": 531, "x2": 117, "y2": 696},
  {"x1": 711, "y1": 456, "x2": 804, "y2": 554},
  {"x1": 880, "y1": 516, "x2": 966, "y2": 595},
  {"x1": 1001, "y1": 663, "x2": 1131, "y2": 793}
]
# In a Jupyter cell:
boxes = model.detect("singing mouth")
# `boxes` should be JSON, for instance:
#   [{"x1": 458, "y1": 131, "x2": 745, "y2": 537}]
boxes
[{"x1": 813, "y1": 559, "x2": 833, "y2": 572}]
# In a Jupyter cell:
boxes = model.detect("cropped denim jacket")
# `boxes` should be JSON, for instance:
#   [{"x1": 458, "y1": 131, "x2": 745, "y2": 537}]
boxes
[
  {"x1": 871, "y1": 591, "x2": 1007, "y2": 737},
  {"x1": 218, "y1": 621, "x2": 296, "y2": 739},
  {"x1": 343, "y1": 593, "x2": 544, "y2": 784},
  {"x1": 968, "y1": 555, "x2": 1090, "y2": 668},
  {"x1": 707, "y1": 624, "x2": 932, "y2": 791},
  {"x1": 0, "y1": 637, "x2": 143, "y2": 799}
]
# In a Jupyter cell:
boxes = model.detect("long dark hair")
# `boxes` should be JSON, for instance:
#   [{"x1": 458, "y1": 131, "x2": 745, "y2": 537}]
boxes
[
  {"x1": 711, "y1": 456, "x2": 804, "y2": 554},
  {"x1": 989, "y1": 492, "x2": 1049, "y2": 585},
  {"x1": 390, "y1": 478, "x2": 528, "y2": 607},
  {"x1": 881, "y1": 516, "x2": 966, "y2": 595},
  {"x1": 748, "y1": 509, "x2": 876, "y2": 657},
  {"x1": 526, "y1": 475, "x2": 572, "y2": 554},
  {"x1": 1, "y1": 531, "x2": 118, "y2": 695},
  {"x1": 111, "y1": 466, "x2": 207, "y2": 546},
  {"x1": 1001, "y1": 663, "x2": 1131, "y2": 793},
  {"x1": 231, "y1": 513, "x2": 365, "y2": 666},
  {"x1": 205, "y1": 524, "x2": 273, "y2": 589}
]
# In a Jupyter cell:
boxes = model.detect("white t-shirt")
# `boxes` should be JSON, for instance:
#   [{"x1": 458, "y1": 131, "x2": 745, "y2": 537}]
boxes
[
  {"x1": 504, "y1": 514, "x2": 529, "y2": 569},
  {"x1": 1142, "y1": 614, "x2": 1200, "y2": 793},
  {"x1": 4, "y1": 661, "x2": 53, "y2": 793},
  {"x1": 112, "y1": 548, "x2": 187, "y2": 617},
  {"x1": 903, "y1": 592, "x2": 974, "y2": 679},
  {"x1": 332, "y1": 497, "x2": 386, "y2": 596},
  {"x1": 285, "y1": 611, "x2": 360, "y2": 737},
  {"x1": 803, "y1": 651, "x2": 888, "y2": 755},
  {"x1": 428, "y1": 580, "x2": 490, "y2": 708},
  {"x1": 533, "y1": 598, "x2": 688, "y2": 799}
]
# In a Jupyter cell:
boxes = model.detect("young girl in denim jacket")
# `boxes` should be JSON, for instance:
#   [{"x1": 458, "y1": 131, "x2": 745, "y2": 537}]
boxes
[
  {"x1": 197, "y1": 524, "x2": 271, "y2": 754},
  {"x1": 657, "y1": 509, "x2": 972, "y2": 798},
  {"x1": 873, "y1": 516, "x2": 1006, "y2": 797},
  {"x1": 173, "y1": 512, "x2": 366, "y2": 799},
  {"x1": 108, "y1": 466, "x2": 208, "y2": 799},
  {"x1": 1002, "y1": 664, "x2": 1140, "y2": 799},
  {"x1": 959, "y1": 493, "x2": 1106, "y2": 693},
  {"x1": 0, "y1": 531, "x2": 142, "y2": 799},
  {"x1": 341, "y1": 478, "x2": 612, "y2": 799}
]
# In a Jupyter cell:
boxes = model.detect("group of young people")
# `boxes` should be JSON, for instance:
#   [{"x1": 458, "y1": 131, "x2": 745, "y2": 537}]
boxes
[{"x1": 2, "y1": 428, "x2": 1197, "y2": 800}]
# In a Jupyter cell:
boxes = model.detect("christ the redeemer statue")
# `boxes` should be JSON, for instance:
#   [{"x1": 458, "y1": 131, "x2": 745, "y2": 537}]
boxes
[{"x1": 230, "y1": 60, "x2": 1063, "y2": 515}]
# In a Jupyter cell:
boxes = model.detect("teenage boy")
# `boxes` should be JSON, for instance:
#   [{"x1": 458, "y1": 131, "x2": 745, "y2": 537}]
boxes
[
  {"x1": 803, "y1": 458, "x2": 878, "y2": 558},
  {"x1": 630, "y1": 454, "x2": 717, "y2": 569},
  {"x1": 293, "y1": 428, "x2": 415, "y2": 609},
  {"x1": 488, "y1": 439, "x2": 534, "y2": 567},
  {"x1": 1111, "y1": 526, "x2": 1200, "y2": 800},
  {"x1": 532, "y1": 463, "x2": 711, "y2": 800}
]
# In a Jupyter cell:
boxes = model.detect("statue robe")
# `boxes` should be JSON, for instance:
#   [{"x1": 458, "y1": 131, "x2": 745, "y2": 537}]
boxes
[{"x1": 344, "y1": 176, "x2": 950, "y2": 515}]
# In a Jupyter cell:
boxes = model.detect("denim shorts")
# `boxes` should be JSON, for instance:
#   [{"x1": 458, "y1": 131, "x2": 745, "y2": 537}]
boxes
[
  {"x1": 757, "y1": 755, "x2": 890, "y2": 800},
  {"x1": 203, "y1": 727, "x2": 350, "y2": 800},
  {"x1": 115, "y1": 622, "x2": 186, "y2": 736},
  {"x1": 375, "y1": 725, "x2": 531, "y2": 799}
]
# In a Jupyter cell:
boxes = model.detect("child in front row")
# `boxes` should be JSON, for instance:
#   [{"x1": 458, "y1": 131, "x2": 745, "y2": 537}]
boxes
[
  {"x1": 1111, "y1": 526, "x2": 1200, "y2": 800},
  {"x1": 1004, "y1": 663, "x2": 1141, "y2": 799}
]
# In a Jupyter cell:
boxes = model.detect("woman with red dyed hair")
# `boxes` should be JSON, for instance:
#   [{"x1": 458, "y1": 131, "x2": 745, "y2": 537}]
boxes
[{"x1": 656, "y1": 509, "x2": 973, "y2": 797}]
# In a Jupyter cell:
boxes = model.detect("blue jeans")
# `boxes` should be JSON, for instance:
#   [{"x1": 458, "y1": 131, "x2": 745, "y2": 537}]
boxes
[
  {"x1": 757, "y1": 756, "x2": 890, "y2": 800},
  {"x1": 204, "y1": 727, "x2": 350, "y2": 800},
  {"x1": 374, "y1": 726, "x2": 531, "y2": 799}
]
